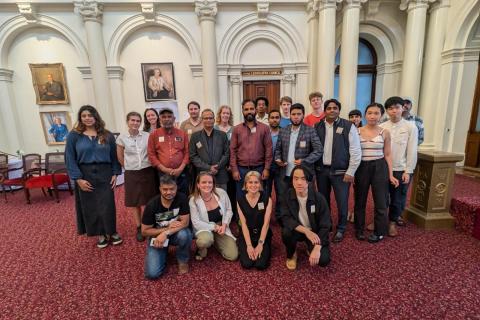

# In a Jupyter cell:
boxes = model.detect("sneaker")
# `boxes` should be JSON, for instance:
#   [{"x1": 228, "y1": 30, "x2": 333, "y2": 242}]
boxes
[
  {"x1": 286, "y1": 253, "x2": 297, "y2": 270},
  {"x1": 136, "y1": 227, "x2": 144, "y2": 242},
  {"x1": 388, "y1": 222, "x2": 398, "y2": 237},
  {"x1": 195, "y1": 248, "x2": 207, "y2": 261},
  {"x1": 333, "y1": 231, "x2": 344, "y2": 243},
  {"x1": 97, "y1": 235, "x2": 108, "y2": 249},
  {"x1": 367, "y1": 234, "x2": 384, "y2": 243},
  {"x1": 178, "y1": 262, "x2": 189, "y2": 274},
  {"x1": 111, "y1": 233, "x2": 123, "y2": 246}
]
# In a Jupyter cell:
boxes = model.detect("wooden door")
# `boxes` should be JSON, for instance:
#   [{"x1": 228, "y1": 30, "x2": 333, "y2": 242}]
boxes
[
  {"x1": 465, "y1": 53, "x2": 480, "y2": 168},
  {"x1": 243, "y1": 80, "x2": 281, "y2": 113}
]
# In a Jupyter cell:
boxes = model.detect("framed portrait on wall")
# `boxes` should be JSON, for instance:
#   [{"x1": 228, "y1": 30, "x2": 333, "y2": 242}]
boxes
[
  {"x1": 29, "y1": 63, "x2": 69, "y2": 105},
  {"x1": 141, "y1": 63, "x2": 176, "y2": 102},
  {"x1": 39, "y1": 111, "x2": 72, "y2": 145}
]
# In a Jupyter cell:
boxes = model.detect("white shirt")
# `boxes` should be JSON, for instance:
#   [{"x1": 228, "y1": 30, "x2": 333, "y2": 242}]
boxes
[
  {"x1": 322, "y1": 119, "x2": 361, "y2": 177},
  {"x1": 298, "y1": 195, "x2": 311, "y2": 229},
  {"x1": 286, "y1": 127, "x2": 300, "y2": 177},
  {"x1": 256, "y1": 113, "x2": 269, "y2": 125},
  {"x1": 116, "y1": 131, "x2": 152, "y2": 170},
  {"x1": 380, "y1": 119, "x2": 418, "y2": 173}
]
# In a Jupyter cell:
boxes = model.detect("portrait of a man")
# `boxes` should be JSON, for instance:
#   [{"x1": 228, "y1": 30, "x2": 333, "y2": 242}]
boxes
[
  {"x1": 141, "y1": 63, "x2": 176, "y2": 102},
  {"x1": 29, "y1": 63, "x2": 69, "y2": 105},
  {"x1": 40, "y1": 111, "x2": 72, "y2": 145}
]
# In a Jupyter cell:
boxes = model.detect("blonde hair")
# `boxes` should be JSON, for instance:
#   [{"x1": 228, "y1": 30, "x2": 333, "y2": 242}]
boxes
[
  {"x1": 216, "y1": 105, "x2": 233, "y2": 126},
  {"x1": 242, "y1": 171, "x2": 263, "y2": 191}
]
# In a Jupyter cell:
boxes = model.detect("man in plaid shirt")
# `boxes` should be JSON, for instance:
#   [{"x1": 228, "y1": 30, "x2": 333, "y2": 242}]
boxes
[{"x1": 402, "y1": 98, "x2": 424, "y2": 145}]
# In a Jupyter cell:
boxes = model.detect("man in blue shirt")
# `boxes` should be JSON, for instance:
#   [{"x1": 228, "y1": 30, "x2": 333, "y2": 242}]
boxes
[
  {"x1": 279, "y1": 96, "x2": 292, "y2": 128},
  {"x1": 48, "y1": 117, "x2": 69, "y2": 142}
]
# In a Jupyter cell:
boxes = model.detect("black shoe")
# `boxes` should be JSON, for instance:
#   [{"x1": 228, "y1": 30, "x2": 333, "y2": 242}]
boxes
[
  {"x1": 110, "y1": 233, "x2": 123, "y2": 246},
  {"x1": 97, "y1": 235, "x2": 109, "y2": 249},
  {"x1": 355, "y1": 231, "x2": 365, "y2": 241},
  {"x1": 367, "y1": 234, "x2": 384, "y2": 243},
  {"x1": 333, "y1": 231, "x2": 344, "y2": 243},
  {"x1": 136, "y1": 227, "x2": 145, "y2": 242},
  {"x1": 396, "y1": 217, "x2": 406, "y2": 227}
]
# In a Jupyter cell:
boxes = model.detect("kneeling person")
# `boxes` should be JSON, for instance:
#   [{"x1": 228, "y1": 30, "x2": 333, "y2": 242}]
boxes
[
  {"x1": 280, "y1": 165, "x2": 331, "y2": 270},
  {"x1": 142, "y1": 175, "x2": 193, "y2": 279}
]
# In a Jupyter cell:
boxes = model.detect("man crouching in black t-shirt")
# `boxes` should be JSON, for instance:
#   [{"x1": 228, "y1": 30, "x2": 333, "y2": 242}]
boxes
[{"x1": 142, "y1": 175, "x2": 193, "y2": 279}]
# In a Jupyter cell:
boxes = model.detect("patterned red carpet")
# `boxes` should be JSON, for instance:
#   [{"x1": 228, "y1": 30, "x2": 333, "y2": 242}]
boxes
[{"x1": 1, "y1": 175, "x2": 479, "y2": 319}]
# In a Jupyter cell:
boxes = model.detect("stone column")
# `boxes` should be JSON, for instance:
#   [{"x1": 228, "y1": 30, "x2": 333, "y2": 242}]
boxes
[
  {"x1": 317, "y1": 0, "x2": 339, "y2": 99},
  {"x1": 282, "y1": 74, "x2": 296, "y2": 100},
  {"x1": 306, "y1": 0, "x2": 319, "y2": 93},
  {"x1": 195, "y1": 0, "x2": 219, "y2": 110},
  {"x1": 418, "y1": 0, "x2": 450, "y2": 150},
  {"x1": 107, "y1": 66, "x2": 127, "y2": 133},
  {"x1": 230, "y1": 75, "x2": 242, "y2": 125},
  {"x1": 338, "y1": 0, "x2": 365, "y2": 115},
  {"x1": 399, "y1": 0, "x2": 432, "y2": 110},
  {"x1": 74, "y1": 0, "x2": 116, "y2": 130},
  {"x1": 0, "y1": 68, "x2": 22, "y2": 153},
  {"x1": 405, "y1": 151, "x2": 463, "y2": 229}
]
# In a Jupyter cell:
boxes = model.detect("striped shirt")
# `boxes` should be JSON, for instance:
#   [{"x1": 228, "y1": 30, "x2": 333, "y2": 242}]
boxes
[{"x1": 359, "y1": 128, "x2": 385, "y2": 161}]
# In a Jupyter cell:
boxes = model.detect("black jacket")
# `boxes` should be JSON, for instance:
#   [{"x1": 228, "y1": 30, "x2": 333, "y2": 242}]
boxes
[{"x1": 280, "y1": 186, "x2": 332, "y2": 247}]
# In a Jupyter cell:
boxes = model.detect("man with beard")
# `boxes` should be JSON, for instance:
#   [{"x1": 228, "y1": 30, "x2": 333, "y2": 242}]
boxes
[
  {"x1": 230, "y1": 99, "x2": 272, "y2": 196},
  {"x1": 274, "y1": 103, "x2": 323, "y2": 223},
  {"x1": 265, "y1": 110, "x2": 283, "y2": 221},
  {"x1": 314, "y1": 99, "x2": 361, "y2": 243},
  {"x1": 147, "y1": 107, "x2": 189, "y2": 196}
]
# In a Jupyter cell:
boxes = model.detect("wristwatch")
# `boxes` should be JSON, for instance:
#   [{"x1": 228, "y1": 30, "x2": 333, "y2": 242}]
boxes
[{"x1": 258, "y1": 239, "x2": 264, "y2": 245}]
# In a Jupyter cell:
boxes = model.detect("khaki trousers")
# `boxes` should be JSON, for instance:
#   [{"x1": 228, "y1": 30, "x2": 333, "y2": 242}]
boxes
[{"x1": 196, "y1": 231, "x2": 238, "y2": 261}]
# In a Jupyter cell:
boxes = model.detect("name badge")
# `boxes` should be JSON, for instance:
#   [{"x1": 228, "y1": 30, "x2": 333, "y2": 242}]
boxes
[
  {"x1": 336, "y1": 127, "x2": 344, "y2": 134},
  {"x1": 187, "y1": 129, "x2": 192, "y2": 135},
  {"x1": 173, "y1": 208, "x2": 179, "y2": 216},
  {"x1": 251, "y1": 127, "x2": 257, "y2": 133},
  {"x1": 174, "y1": 136, "x2": 183, "y2": 142},
  {"x1": 196, "y1": 141, "x2": 203, "y2": 149},
  {"x1": 299, "y1": 140, "x2": 307, "y2": 148},
  {"x1": 310, "y1": 205, "x2": 315, "y2": 213},
  {"x1": 258, "y1": 202, "x2": 264, "y2": 210},
  {"x1": 159, "y1": 136, "x2": 165, "y2": 142}
]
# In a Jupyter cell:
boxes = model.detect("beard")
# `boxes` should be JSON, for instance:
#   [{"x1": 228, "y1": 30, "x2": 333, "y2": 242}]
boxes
[
  {"x1": 244, "y1": 114, "x2": 255, "y2": 122},
  {"x1": 291, "y1": 119, "x2": 303, "y2": 126}
]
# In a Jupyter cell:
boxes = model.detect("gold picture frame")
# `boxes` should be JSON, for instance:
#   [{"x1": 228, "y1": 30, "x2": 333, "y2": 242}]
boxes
[{"x1": 29, "y1": 63, "x2": 69, "y2": 105}]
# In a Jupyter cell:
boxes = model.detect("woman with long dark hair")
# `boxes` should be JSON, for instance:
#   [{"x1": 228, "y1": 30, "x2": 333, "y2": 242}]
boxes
[
  {"x1": 143, "y1": 108, "x2": 161, "y2": 133},
  {"x1": 65, "y1": 105, "x2": 123, "y2": 248}
]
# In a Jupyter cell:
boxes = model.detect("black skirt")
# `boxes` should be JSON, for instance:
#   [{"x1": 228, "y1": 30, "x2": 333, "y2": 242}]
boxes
[
  {"x1": 75, "y1": 164, "x2": 117, "y2": 236},
  {"x1": 124, "y1": 166, "x2": 157, "y2": 207}
]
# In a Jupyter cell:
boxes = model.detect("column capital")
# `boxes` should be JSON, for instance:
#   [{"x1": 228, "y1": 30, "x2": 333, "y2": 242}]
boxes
[
  {"x1": 343, "y1": 0, "x2": 367, "y2": 10},
  {"x1": 106, "y1": 66, "x2": 125, "y2": 80},
  {"x1": 140, "y1": 3, "x2": 156, "y2": 23},
  {"x1": 17, "y1": 3, "x2": 37, "y2": 24},
  {"x1": 257, "y1": 2, "x2": 270, "y2": 22},
  {"x1": 77, "y1": 66, "x2": 92, "y2": 79},
  {"x1": 195, "y1": 1, "x2": 217, "y2": 22},
  {"x1": 306, "y1": 0, "x2": 319, "y2": 21},
  {"x1": 0, "y1": 68, "x2": 14, "y2": 82},
  {"x1": 429, "y1": 0, "x2": 450, "y2": 13},
  {"x1": 74, "y1": 1, "x2": 104, "y2": 23},
  {"x1": 318, "y1": 0, "x2": 342, "y2": 11},
  {"x1": 230, "y1": 75, "x2": 242, "y2": 85},
  {"x1": 400, "y1": 0, "x2": 434, "y2": 12},
  {"x1": 282, "y1": 73, "x2": 296, "y2": 84}
]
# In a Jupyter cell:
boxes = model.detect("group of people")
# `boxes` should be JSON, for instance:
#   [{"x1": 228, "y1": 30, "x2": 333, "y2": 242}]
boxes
[{"x1": 65, "y1": 92, "x2": 422, "y2": 279}]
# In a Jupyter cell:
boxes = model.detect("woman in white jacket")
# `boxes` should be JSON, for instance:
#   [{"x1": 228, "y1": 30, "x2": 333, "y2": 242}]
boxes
[{"x1": 189, "y1": 171, "x2": 238, "y2": 261}]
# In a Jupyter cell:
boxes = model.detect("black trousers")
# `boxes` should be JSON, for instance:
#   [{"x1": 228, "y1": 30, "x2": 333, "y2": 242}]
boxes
[
  {"x1": 354, "y1": 158, "x2": 389, "y2": 236},
  {"x1": 281, "y1": 228, "x2": 331, "y2": 267},
  {"x1": 237, "y1": 230, "x2": 272, "y2": 270}
]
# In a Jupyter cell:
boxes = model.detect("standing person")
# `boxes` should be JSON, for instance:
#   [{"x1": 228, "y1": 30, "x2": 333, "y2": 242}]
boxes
[
  {"x1": 279, "y1": 96, "x2": 292, "y2": 128},
  {"x1": 143, "y1": 108, "x2": 161, "y2": 133},
  {"x1": 180, "y1": 101, "x2": 203, "y2": 137},
  {"x1": 230, "y1": 99, "x2": 272, "y2": 197},
  {"x1": 255, "y1": 97, "x2": 269, "y2": 125},
  {"x1": 237, "y1": 171, "x2": 273, "y2": 270},
  {"x1": 142, "y1": 175, "x2": 192, "y2": 279},
  {"x1": 354, "y1": 103, "x2": 399, "y2": 243},
  {"x1": 265, "y1": 110, "x2": 283, "y2": 222},
  {"x1": 117, "y1": 111, "x2": 157, "y2": 242},
  {"x1": 65, "y1": 105, "x2": 123, "y2": 248},
  {"x1": 280, "y1": 165, "x2": 331, "y2": 270},
  {"x1": 215, "y1": 105, "x2": 234, "y2": 140},
  {"x1": 275, "y1": 103, "x2": 323, "y2": 222},
  {"x1": 304, "y1": 92, "x2": 325, "y2": 127},
  {"x1": 381, "y1": 97, "x2": 418, "y2": 236},
  {"x1": 189, "y1": 109, "x2": 230, "y2": 190},
  {"x1": 189, "y1": 172, "x2": 238, "y2": 261},
  {"x1": 314, "y1": 99, "x2": 361, "y2": 242},
  {"x1": 402, "y1": 98, "x2": 424, "y2": 145},
  {"x1": 348, "y1": 109, "x2": 363, "y2": 128},
  {"x1": 147, "y1": 107, "x2": 189, "y2": 196}
]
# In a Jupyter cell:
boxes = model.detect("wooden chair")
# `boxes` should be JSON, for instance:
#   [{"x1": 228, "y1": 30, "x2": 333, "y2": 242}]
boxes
[
  {"x1": 0, "y1": 154, "x2": 24, "y2": 202},
  {"x1": 23, "y1": 152, "x2": 72, "y2": 204}
]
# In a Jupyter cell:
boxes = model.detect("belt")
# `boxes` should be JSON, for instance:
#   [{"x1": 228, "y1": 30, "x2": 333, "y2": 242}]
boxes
[{"x1": 240, "y1": 165, "x2": 263, "y2": 170}]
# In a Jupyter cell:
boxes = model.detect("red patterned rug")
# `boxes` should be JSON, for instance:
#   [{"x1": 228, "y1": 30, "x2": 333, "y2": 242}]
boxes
[{"x1": 0, "y1": 176, "x2": 479, "y2": 319}]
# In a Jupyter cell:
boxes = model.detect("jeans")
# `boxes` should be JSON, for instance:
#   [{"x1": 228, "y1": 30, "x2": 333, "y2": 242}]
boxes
[
  {"x1": 236, "y1": 165, "x2": 264, "y2": 197},
  {"x1": 264, "y1": 164, "x2": 288, "y2": 220},
  {"x1": 144, "y1": 228, "x2": 192, "y2": 279},
  {"x1": 388, "y1": 171, "x2": 412, "y2": 222},
  {"x1": 315, "y1": 169, "x2": 350, "y2": 233}
]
